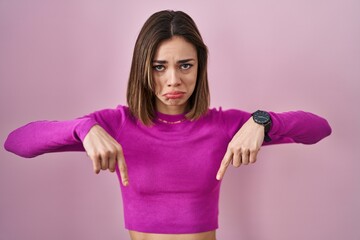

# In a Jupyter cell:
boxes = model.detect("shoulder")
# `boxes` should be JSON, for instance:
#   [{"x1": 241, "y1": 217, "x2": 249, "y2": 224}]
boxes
[
  {"x1": 89, "y1": 105, "x2": 130, "y2": 119},
  {"x1": 200, "y1": 107, "x2": 251, "y2": 138},
  {"x1": 204, "y1": 107, "x2": 251, "y2": 121},
  {"x1": 82, "y1": 104, "x2": 133, "y2": 130}
]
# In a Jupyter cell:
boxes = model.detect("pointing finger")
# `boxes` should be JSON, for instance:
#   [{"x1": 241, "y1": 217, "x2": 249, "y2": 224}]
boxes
[
  {"x1": 216, "y1": 150, "x2": 233, "y2": 180},
  {"x1": 117, "y1": 151, "x2": 129, "y2": 186}
]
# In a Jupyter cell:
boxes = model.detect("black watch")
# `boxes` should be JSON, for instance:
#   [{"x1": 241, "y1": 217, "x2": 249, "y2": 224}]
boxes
[{"x1": 252, "y1": 110, "x2": 272, "y2": 142}]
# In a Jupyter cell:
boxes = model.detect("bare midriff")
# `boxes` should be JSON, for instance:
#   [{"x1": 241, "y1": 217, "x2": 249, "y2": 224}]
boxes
[{"x1": 129, "y1": 230, "x2": 216, "y2": 240}]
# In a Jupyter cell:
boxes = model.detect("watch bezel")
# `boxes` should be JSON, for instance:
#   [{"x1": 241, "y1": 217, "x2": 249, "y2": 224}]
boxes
[
  {"x1": 252, "y1": 110, "x2": 271, "y2": 125},
  {"x1": 252, "y1": 110, "x2": 272, "y2": 138}
]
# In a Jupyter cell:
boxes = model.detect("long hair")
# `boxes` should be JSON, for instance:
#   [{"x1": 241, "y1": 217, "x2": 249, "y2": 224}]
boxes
[{"x1": 126, "y1": 10, "x2": 210, "y2": 125}]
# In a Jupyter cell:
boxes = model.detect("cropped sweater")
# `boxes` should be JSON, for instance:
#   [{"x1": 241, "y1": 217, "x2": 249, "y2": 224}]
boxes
[{"x1": 4, "y1": 106, "x2": 332, "y2": 233}]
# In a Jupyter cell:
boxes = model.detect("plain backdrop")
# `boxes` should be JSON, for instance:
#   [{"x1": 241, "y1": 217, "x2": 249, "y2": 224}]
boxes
[{"x1": 0, "y1": 0, "x2": 359, "y2": 239}]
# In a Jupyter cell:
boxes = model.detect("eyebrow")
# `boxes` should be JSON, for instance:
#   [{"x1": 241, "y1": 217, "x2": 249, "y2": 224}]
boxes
[{"x1": 152, "y1": 58, "x2": 195, "y2": 64}]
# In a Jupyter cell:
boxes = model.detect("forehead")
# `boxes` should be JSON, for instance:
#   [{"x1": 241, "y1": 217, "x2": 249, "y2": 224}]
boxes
[{"x1": 154, "y1": 36, "x2": 197, "y2": 60}]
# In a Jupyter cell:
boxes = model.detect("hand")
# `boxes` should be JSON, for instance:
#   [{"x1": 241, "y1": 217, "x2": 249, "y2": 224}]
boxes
[
  {"x1": 216, "y1": 117, "x2": 265, "y2": 180},
  {"x1": 83, "y1": 125, "x2": 129, "y2": 186}
]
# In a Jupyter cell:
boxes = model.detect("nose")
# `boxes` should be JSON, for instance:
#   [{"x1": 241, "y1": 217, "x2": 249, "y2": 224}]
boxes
[{"x1": 166, "y1": 69, "x2": 181, "y2": 87}]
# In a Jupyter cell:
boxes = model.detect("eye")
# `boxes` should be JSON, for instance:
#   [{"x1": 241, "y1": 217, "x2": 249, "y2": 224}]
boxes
[
  {"x1": 180, "y1": 63, "x2": 193, "y2": 70},
  {"x1": 153, "y1": 65, "x2": 165, "y2": 72}
]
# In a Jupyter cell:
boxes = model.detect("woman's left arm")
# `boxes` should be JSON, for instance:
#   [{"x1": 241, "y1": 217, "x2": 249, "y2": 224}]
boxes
[
  {"x1": 216, "y1": 111, "x2": 332, "y2": 180},
  {"x1": 267, "y1": 111, "x2": 332, "y2": 145}
]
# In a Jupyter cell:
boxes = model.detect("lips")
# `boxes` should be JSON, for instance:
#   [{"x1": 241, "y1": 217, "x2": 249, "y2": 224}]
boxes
[{"x1": 163, "y1": 91, "x2": 185, "y2": 99}]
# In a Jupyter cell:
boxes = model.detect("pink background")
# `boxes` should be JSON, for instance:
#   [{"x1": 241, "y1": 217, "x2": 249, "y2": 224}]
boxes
[{"x1": 0, "y1": 0, "x2": 359, "y2": 239}]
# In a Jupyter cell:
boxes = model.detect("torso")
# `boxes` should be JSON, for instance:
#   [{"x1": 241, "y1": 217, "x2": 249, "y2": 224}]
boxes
[
  {"x1": 129, "y1": 230, "x2": 216, "y2": 240},
  {"x1": 115, "y1": 108, "x2": 233, "y2": 233},
  {"x1": 111, "y1": 106, "x2": 246, "y2": 234}
]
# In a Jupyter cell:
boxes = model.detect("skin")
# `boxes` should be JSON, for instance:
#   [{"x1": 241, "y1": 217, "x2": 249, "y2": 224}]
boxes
[
  {"x1": 152, "y1": 36, "x2": 198, "y2": 115},
  {"x1": 82, "y1": 36, "x2": 265, "y2": 240}
]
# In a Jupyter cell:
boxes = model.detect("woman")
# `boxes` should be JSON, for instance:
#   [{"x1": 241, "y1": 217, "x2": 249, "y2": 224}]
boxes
[{"x1": 4, "y1": 10, "x2": 331, "y2": 240}]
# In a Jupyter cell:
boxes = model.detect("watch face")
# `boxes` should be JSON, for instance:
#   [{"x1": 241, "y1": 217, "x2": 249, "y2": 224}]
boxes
[{"x1": 253, "y1": 110, "x2": 270, "y2": 124}]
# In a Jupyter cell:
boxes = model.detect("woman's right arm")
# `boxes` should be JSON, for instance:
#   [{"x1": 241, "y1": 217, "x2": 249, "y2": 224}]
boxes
[
  {"x1": 4, "y1": 106, "x2": 129, "y2": 185},
  {"x1": 4, "y1": 117, "x2": 97, "y2": 158}
]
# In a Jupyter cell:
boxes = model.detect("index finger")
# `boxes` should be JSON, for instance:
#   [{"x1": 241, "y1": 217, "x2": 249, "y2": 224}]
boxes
[
  {"x1": 216, "y1": 150, "x2": 233, "y2": 180},
  {"x1": 117, "y1": 151, "x2": 129, "y2": 186}
]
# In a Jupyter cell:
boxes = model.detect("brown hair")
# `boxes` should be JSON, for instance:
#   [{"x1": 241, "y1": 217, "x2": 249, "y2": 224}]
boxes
[{"x1": 126, "y1": 10, "x2": 210, "y2": 125}]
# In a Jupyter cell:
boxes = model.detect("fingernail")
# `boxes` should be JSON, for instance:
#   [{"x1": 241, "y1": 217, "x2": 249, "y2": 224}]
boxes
[{"x1": 216, "y1": 174, "x2": 221, "y2": 180}]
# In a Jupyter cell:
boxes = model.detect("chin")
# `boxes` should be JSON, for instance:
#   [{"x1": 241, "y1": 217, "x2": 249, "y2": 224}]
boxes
[{"x1": 166, "y1": 99, "x2": 188, "y2": 106}]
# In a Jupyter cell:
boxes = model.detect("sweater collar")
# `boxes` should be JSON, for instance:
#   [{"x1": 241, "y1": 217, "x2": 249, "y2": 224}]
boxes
[{"x1": 155, "y1": 111, "x2": 188, "y2": 124}]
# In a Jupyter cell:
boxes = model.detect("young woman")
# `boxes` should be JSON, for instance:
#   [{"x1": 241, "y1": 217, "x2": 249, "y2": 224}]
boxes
[{"x1": 4, "y1": 10, "x2": 331, "y2": 240}]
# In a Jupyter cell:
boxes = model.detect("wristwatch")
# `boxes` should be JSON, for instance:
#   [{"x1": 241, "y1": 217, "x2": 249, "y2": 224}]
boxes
[{"x1": 252, "y1": 110, "x2": 272, "y2": 142}]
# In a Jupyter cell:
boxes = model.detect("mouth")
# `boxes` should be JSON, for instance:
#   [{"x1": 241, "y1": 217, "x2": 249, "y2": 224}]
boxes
[{"x1": 163, "y1": 91, "x2": 186, "y2": 99}]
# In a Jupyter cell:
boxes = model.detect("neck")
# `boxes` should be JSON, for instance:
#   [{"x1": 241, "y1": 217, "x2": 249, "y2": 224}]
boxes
[{"x1": 156, "y1": 104, "x2": 188, "y2": 115}]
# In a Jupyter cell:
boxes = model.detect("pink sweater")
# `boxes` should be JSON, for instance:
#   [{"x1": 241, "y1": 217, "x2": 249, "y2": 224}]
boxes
[{"x1": 4, "y1": 106, "x2": 331, "y2": 233}]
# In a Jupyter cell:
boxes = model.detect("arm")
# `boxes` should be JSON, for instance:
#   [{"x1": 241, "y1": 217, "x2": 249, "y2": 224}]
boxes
[
  {"x1": 220, "y1": 109, "x2": 332, "y2": 145},
  {"x1": 4, "y1": 117, "x2": 97, "y2": 158},
  {"x1": 216, "y1": 110, "x2": 332, "y2": 180},
  {"x1": 267, "y1": 111, "x2": 332, "y2": 145},
  {"x1": 4, "y1": 106, "x2": 130, "y2": 185},
  {"x1": 3, "y1": 106, "x2": 127, "y2": 158}
]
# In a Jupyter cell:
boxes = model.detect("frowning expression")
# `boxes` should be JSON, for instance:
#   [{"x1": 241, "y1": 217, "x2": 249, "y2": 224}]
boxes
[{"x1": 152, "y1": 36, "x2": 198, "y2": 115}]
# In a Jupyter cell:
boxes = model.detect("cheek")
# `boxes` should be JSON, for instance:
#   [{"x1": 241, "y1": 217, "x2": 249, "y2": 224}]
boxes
[
  {"x1": 187, "y1": 72, "x2": 198, "y2": 90},
  {"x1": 153, "y1": 77, "x2": 162, "y2": 95}
]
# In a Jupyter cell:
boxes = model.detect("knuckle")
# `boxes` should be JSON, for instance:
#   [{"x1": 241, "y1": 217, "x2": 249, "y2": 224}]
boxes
[
  {"x1": 233, "y1": 163, "x2": 240, "y2": 168},
  {"x1": 113, "y1": 143, "x2": 122, "y2": 151},
  {"x1": 250, "y1": 149, "x2": 258, "y2": 154},
  {"x1": 108, "y1": 146, "x2": 117, "y2": 153},
  {"x1": 236, "y1": 146, "x2": 243, "y2": 151},
  {"x1": 97, "y1": 150, "x2": 105, "y2": 158},
  {"x1": 100, "y1": 150, "x2": 110, "y2": 158},
  {"x1": 88, "y1": 151, "x2": 98, "y2": 160},
  {"x1": 229, "y1": 145, "x2": 240, "y2": 152},
  {"x1": 241, "y1": 148, "x2": 249, "y2": 153}
]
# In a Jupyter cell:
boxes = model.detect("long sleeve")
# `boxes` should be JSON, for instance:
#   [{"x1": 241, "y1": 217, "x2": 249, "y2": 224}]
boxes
[
  {"x1": 267, "y1": 111, "x2": 332, "y2": 145},
  {"x1": 4, "y1": 105, "x2": 127, "y2": 158},
  {"x1": 4, "y1": 118, "x2": 97, "y2": 158},
  {"x1": 219, "y1": 108, "x2": 332, "y2": 145}
]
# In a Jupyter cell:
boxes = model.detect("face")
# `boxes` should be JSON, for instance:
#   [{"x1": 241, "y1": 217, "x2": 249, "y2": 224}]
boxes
[{"x1": 152, "y1": 36, "x2": 198, "y2": 115}]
